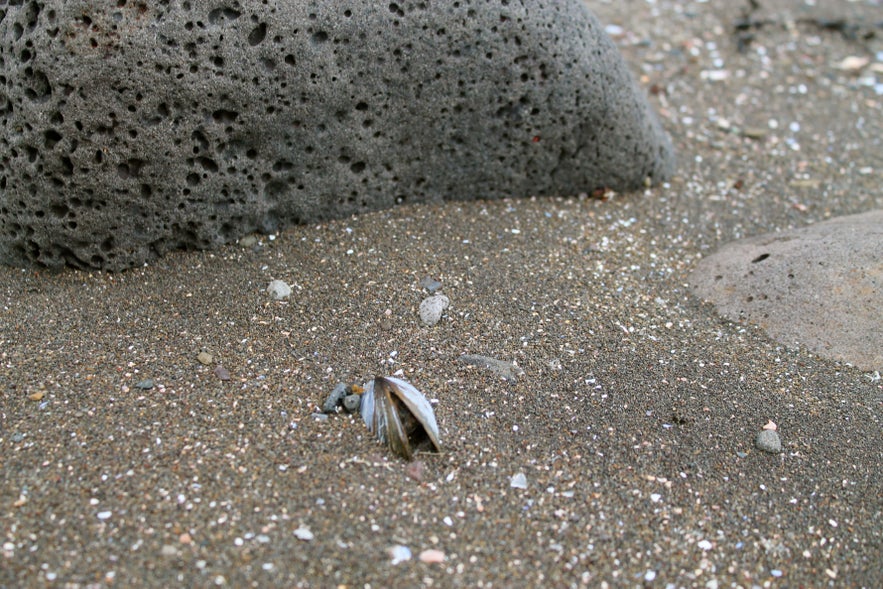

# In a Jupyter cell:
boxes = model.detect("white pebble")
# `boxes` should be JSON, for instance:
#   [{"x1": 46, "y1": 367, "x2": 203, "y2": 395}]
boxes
[
  {"x1": 419, "y1": 294, "x2": 450, "y2": 326},
  {"x1": 293, "y1": 525, "x2": 314, "y2": 541},
  {"x1": 389, "y1": 544, "x2": 412, "y2": 565},
  {"x1": 267, "y1": 279, "x2": 292, "y2": 300},
  {"x1": 510, "y1": 472, "x2": 528, "y2": 489}
]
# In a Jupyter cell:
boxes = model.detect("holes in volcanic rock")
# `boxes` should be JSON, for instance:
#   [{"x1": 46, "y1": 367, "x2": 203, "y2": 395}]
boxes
[
  {"x1": 117, "y1": 159, "x2": 145, "y2": 179},
  {"x1": 44, "y1": 129, "x2": 62, "y2": 149},
  {"x1": 212, "y1": 109, "x2": 238, "y2": 123},
  {"x1": 207, "y1": 7, "x2": 241, "y2": 25},
  {"x1": 248, "y1": 23, "x2": 267, "y2": 46}
]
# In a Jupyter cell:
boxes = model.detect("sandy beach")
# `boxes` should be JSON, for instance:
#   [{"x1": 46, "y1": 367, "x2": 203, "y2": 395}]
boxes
[{"x1": 2, "y1": 1, "x2": 881, "y2": 587}]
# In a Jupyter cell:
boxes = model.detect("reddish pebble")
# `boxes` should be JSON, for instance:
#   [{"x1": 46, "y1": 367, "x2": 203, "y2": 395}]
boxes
[
  {"x1": 405, "y1": 461, "x2": 425, "y2": 482},
  {"x1": 419, "y1": 549, "x2": 445, "y2": 564}
]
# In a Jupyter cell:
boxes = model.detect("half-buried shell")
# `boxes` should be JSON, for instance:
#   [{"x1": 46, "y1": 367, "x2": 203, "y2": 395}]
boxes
[{"x1": 359, "y1": 376, "x2": 441, "y2": 460}]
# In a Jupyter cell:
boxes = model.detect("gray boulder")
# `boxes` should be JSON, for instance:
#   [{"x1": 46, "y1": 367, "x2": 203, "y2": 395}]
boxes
[
  {"x1": 0, "y1": 0, "x2": 675, "y2": 271},
  {"x1": 691, "y1": 210, "x2": 883, "y2": 372}
]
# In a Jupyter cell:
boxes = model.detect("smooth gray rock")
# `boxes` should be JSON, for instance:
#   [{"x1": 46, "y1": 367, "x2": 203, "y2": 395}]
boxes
[
  {"x1": 691, "y1": 210, "x2": 883, "y2": 371},
  {"x1": 755, "y1": 430, "x2": 783, "y2": 454},
  {"x1": 0, "y1": 0, "x2": 675, "y2": 271}
]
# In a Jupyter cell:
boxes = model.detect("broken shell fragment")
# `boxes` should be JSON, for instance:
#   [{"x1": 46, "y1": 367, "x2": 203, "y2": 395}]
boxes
[{"x1": 360, "y1": 376, "x2": 441, "y2": 461}]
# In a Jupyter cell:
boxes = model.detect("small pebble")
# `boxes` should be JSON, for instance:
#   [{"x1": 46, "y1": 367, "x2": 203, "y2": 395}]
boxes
[
  {"x1": 756, "y1": 429, "x2": 783, "y2": 454},
  {"x1": 342, "y1": 394, "x2": 361, "y2": 413},
  {"x1": 405, "y1": 461, "x2": 425, "y2": 482},
  {"x1": 197, "y1": 351, "x2": 213, "y2": 365},
  {"x1": 389, "y1": 545, "x2": 412, "y2": 565},
  {"x1": 419, "y1": 548, "x2": 445, "y2": 564},
  {"x1": 239, "y1": 235, "x2": 258, "y2": 247},
  {"x1": 160, "y1": 544, "x2": 179, "y2": 557},
  {"x1": 267, "y1": 279, "x2": 292, "y2": 300},
  {"x1": 419, "y1": 276, "x2": 443, "y2": 294},
  {"x1": 135, "y1": 379, "x2": 154, "y2": 390},
  {"x1": 310, "y1": 413, "x2": 329, "y2": 422},
  {"x1": 322, "y1": 383, "x2": 348, "y2": 413},
  {"x1": 510, "y1": 473, "x2": 528, "y2": 489},
  {"x1": 419, "y1": 294, "x2": 450, "y2": 326},
  {"x1": 213, "y1": 365, "x2": 231, "y2": 381},
  {"x1": 293, "y1": 526, "x2": 314, "y2": 541}
]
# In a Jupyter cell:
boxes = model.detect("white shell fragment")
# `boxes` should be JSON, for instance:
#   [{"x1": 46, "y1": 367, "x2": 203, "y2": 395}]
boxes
[{"x1": 359, "y1": 377, "x2": 441, "y2": 460}]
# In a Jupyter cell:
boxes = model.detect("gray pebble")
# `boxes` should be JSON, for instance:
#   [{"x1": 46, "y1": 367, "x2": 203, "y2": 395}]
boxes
[
  {"x1": 135, "y1": 379, "x2": 154, "y2": 390},
  {"x1": 419, "y1": 294, "x2": 450, "y2": 326},
  {"x1": 342, "y1": 394, "x2": 362, "y2": 413},
  {"x1": 755, "y1": 429, "x2": 783, "y2": 454},
  {"x1": 267, "y1": 280, "x2": 292, "y2": 300},
  {"x1": 322, "y1": 383, "x2": 348, "y2": 413},
  {"x1": 419, "y1": 277, "x2": 443, "y2": 294}
]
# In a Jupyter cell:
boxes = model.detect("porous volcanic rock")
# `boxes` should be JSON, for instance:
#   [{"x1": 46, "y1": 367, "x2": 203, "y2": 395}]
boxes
[
  {"x1": 0, "y1": 1, "x2": 675, "y2": 270},
  {"x1": 691, "y1": 210, "x2": 883, "y2": 372}
]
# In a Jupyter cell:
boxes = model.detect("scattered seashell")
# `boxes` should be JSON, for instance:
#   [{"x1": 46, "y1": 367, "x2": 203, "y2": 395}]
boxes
[
  {"x1": 835, "y1": 55, "x2": 869, "y2": 73},
  {"x1": 762, "y1": 420, "x2": 777, "y2": 431},
  {"x1": 360, "y1": 376, "x2": 441, "y2": 461}
]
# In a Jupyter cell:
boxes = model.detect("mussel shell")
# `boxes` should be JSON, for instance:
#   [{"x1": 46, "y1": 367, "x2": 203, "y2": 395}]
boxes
[{"x1": 360, "y1": 376, "x2": 441, "y2": 460}]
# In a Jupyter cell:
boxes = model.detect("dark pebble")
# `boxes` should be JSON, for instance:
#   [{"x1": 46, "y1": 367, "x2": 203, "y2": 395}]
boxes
[
  {"x1": 214, "y1": 365, "x2": 231, "y2": 381},
  {"x1": 322, "y1": 383, "x2": 348, "y2": 413}
]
